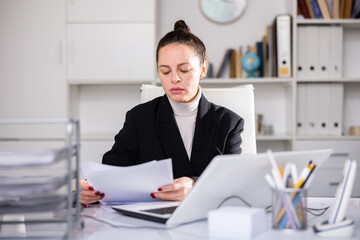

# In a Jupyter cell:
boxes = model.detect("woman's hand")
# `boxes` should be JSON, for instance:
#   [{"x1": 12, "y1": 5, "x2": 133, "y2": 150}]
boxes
[
  {"x1": 77, "y1": 179, "x2": 105, "y2": 205},
  {"x1": 151, "y1": 177, "x2": 195, "y2": 201}
]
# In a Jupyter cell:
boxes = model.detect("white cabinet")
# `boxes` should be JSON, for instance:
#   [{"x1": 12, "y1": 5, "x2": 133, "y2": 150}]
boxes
[
  {"x1": 0, "y1": 0, "x2": 67, "y2": 139},
  {"x1": 68, "y1": 0, "x2": 155, "y2": 22},
  {"x1": 67, "y1": 24, "x2": 155, "y2": 83},
  {"x1": 67, "y1": 0, "x2": 156, "y2": 161}
]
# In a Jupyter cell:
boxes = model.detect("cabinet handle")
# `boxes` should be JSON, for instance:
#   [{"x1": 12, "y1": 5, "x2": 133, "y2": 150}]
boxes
[
  {"x1": 68, "y1": 40, "x2": 75, "y2": 65},
  {"x1": 329, "y1": 182, "x2": 340, "y2": 187},
  {"x1": 58, "y1": 41, "x2": 63, "y2": 65},
  {"x1": 330, "y1": 153, "x2": 349, "y2": 157}
]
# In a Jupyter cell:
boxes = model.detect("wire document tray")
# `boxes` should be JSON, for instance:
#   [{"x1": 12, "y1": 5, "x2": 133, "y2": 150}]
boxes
[{"x1": 0, "y1": 119, "x2": 81, "y2": 239}]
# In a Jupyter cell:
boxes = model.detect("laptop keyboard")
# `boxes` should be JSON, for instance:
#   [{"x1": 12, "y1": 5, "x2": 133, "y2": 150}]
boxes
[{"x1": 141, "y1": 206, "x2": 177, "y2": 215}]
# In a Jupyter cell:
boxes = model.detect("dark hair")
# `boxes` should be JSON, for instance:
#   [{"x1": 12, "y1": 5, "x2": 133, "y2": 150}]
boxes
[{"x1": 156, "y1": 20, "x2": 207, "y2": 65}]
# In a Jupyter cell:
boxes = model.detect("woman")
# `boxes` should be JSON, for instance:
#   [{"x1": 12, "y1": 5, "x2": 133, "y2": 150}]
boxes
[{"x1": 80, "y1": 20, "x2": 244, "y2": 205}]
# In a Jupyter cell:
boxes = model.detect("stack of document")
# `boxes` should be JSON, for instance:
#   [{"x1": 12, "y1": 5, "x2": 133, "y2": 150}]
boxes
[{"x1": 81, "y1": 159, "x2": 173, "y2": 204}]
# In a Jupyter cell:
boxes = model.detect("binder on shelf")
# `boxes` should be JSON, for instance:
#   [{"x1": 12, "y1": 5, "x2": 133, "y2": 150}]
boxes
[
  {"x1": 305, "y1": 26, "x2": 319, "y2": 78},
  {"x1": 316, "y1": 84, "x2": 331, "y2": 135},
  {"x1": 343, "y1": 0, "x2": 353, "y2": 18},
  {"x1": 326, "y1": 0, "x2": 334, "y2": 18},
  {"x1": 299, "y1": 0, "x2": 312, "y2": 18},
  {"x1": 297, "y1": 84, "x2": 307, "y2": 135},
  {"x1": 271, "y1": 20, "x2": 278, "y2": 77},
  {"x1": 311, "y1": 0, "x2": 323, "y2": 18},
  {"x1": 215, "y1": 48, "x2": 232, "y2": 78},
  {"x1": 268, "y1": 25, "x2": 273, "y2": 77},
  {"x1": 318, "y1": 0, "x2": 332, "y2": 19},
  {"x1": 305, "y1": 83, "x2": 318, "y2": 135},
  {"x1": 317, "y1": 26, "x2": 331, "y2": 78},
  {"x1": 262, "y1": 36, "x2": 268, "y2": 77},
  {"x1": 333, "y1": 0, "x2": 340, "y2": 18},
  {"x1": 329, "y1": 83, "x2": 344, "y2": 135},
  {"x1": 274, "y1": 14, "x2": 292, "y2": 78},
  {"x1": 256, "y1": 41, "x2": 264, "y2": 77},
  {"x1": 329, "y1": 26, "x2": 343, "y2": 78},
  {"x1": 230, "y1": 49, "x2": 236, "y2": 78},
  {"x1": 340, "y1": 0, "x2": 346, "y2": 18},
  {"x1": 297, "y1": 26, "x2": 307, "y2": 78},
  {"x1": 306, "y1": 0, "x2": 316, "y2": 18},
  {"x1": 351, "y1": 0, "x2": 360, "y2": 18}
]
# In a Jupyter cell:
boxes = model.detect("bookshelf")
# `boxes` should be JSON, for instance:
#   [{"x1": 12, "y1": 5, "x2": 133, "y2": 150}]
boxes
[{"x1": 292, "y1": 0, "x2": 360, "y2": 197}]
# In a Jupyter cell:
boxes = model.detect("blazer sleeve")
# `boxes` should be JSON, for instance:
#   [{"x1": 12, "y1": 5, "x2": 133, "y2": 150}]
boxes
[
  {"x1": 102, "y1": 110, "x2": 139, "y2": 166},
  {"x1": 224, "y1": 117, "x2": 244, "y2": 154}
]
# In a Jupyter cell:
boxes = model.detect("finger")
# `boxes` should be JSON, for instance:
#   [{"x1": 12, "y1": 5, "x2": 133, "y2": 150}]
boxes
[
  {"x1": 152, "y1": 188, "x2": 184, "y2": 201},
  {"x1": 80, "y1": 193, "x2": 105, "y2": 204},
  {"x1": 81, "y1": 190, "x2": 103, "y2": 197},
  {"x1": 79, "y1": 180, "x2": 94, "y2": 191},
  {"x1": 157, "y1": 183, "x2": 176, "y2": 192}
]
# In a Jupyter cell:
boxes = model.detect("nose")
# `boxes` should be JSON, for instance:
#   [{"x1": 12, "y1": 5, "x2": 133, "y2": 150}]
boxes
[{"x1": 171, "y1": 72, "x2": 181, "y2": 83}]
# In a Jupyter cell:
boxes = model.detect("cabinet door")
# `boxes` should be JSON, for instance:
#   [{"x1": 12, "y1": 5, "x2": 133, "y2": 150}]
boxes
[
  {"x1": 0, "y1": 0, "x2": 67, "y2": 139},
  {"x1": 68, "y1": 24, "x2": 155, "y2": 82},
  {"x1": 68, "y1": 0, "x2": 155, "y2": 22}
]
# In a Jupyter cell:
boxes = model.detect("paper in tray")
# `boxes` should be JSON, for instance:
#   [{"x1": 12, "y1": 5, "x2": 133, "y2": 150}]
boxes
[{"x1": 0, "y1": 148, "x2": 69, "y2": 167}]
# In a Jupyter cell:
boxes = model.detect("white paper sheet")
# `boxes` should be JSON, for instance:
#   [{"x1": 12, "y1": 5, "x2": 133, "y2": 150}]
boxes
[{"x1": 81, "y1": 159, "x2": 173, "y2": 203}]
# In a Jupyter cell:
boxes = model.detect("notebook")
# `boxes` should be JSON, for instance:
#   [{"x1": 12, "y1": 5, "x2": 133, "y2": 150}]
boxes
[{"x1": 112, "y1": 149, "x2": 332, "y2": 226}]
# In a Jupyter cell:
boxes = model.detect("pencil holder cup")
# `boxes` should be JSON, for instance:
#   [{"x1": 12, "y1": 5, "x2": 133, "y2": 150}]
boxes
[{"x1": 271, "y1": 187, "x2": 307, "y2": 230}]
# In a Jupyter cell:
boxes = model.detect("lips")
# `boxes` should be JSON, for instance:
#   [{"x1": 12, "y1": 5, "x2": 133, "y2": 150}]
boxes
[{"x1": 170, "y1": 87, "x2": 185, "y2": 94}]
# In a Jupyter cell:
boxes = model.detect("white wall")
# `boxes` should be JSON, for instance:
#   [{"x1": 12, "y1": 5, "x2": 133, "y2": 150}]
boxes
[{"x1": 156, "y1": 0, "x2": 291, "y2": 74}]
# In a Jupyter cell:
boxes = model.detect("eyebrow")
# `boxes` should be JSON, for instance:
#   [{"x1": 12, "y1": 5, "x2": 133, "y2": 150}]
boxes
[{"x1": 158, "y1": 62, "x2": 190, "y2": 68}]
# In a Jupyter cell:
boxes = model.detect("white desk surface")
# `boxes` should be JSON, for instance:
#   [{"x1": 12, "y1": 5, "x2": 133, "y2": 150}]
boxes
[{"x1": 75, "y1": 198, "x2": 360, "y2": 240}]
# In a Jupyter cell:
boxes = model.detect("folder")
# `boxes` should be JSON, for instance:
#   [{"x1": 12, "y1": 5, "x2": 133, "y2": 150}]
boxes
[
  {"x1": 333, "y1": 0, "x2": 340, "y2": 18},
  {"x1": 256, "y1": 41, "x2": 264, "y2": 77},
  {"x1": 306, "y1": 0, "x2": 316, "y2": 18},
  {"x1": 297, "y1": 26, "x2": 307, "y2": 79},
  {"x1": 305, "y1": 83, "x2": 318, "y2": 135},
  {"x1": 297, "y1": 84, "x2": 307, "y2": 135},
  {"x1": 329, "y1": 26, "x2": 343, "y2": 78},
  {"x1": 316, "y1": 84, "x2": 331, "y2": 135},
  {"x1": 305, "y1": 26, "x2": 319, "y2": 79},
  {"x1": 318, "y1": 0, "x2": 332, "y2": 19},
  {"x1": 317, "y1": 26, "x2": 331, "y2": 79},
  {"x1": 268, "y1": 25, "x2": 273, "y2": 77},
  {"x1": 274, "y1": 15, "x2": 292, "y2": 78},
  {"x1": 311, "y1": 0, "x2": 323, "y2": 18},
  {"x1": 329, "y1": 83, "x2": 343, "y2": 135}
]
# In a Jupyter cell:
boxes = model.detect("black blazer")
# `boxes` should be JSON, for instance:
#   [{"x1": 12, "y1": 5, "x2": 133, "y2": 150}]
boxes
[{"x1": 102, "y1": 94, "x2": 244, "y2": 179}]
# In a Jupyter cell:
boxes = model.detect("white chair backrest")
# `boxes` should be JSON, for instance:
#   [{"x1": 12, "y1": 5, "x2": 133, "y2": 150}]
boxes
[{"x1": 141, "y1": 84, "x2": 256, "y2": 154}]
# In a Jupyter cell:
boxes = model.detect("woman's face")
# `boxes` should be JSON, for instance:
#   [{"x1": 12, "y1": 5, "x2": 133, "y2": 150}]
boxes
[{"x1": 157, "y1": 44, "x2": 207, "y2": 103}]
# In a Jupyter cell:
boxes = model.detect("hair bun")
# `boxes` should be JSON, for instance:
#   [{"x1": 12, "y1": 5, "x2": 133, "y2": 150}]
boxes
[{"x1": 174, "y1": 20, "x2": 190, "y2": 33}]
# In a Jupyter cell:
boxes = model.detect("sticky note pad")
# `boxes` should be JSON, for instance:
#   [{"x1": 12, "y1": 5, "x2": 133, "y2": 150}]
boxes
[{"x1": 208, "y1": 207, "x2": 267, "y2": 238}]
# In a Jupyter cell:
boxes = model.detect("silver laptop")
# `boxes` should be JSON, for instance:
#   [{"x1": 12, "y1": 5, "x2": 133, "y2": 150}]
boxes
[{"x1": 112, "y1": 149, "x2": 332, "y2": 226}]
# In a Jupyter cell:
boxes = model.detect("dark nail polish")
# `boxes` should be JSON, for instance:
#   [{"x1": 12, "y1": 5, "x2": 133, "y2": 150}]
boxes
[
  {"x1": 150, "y1": 193, "x2": 155, "y2": 198},
  {"x1": 89, "y1": 186, "x2": 94, "y2": 191},
  {"x1": 95, "y1": 191, "x2": 100, "y2": 196},
  {"x1": 158, "y1": 188, "x2": 162, "y2": 191},
  {"x1": 100, "y1": 193, "x2": 105, "y2": 198},
  {"x1": 81, "y1": 204, "x2": 88, "y2": 208}
]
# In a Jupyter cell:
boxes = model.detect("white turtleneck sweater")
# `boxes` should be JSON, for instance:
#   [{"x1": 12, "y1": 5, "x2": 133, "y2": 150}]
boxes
[{"x1": 167, "y1": 88, "x2": 202, "y2": 160}]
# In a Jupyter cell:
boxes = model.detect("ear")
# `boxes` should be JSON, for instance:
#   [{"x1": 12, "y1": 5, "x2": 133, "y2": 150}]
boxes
[{"x1": 200, "y1": 60, "x2": 208, "y2": 79}]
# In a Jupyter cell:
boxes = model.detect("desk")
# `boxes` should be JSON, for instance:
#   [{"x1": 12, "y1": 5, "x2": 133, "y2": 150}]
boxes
[
  {"x1": 75, "y1": 198, "x2": 360, "y2": 240},
  {"x1": 1, "y1": 198, "x2": 359, "y2": 239}
]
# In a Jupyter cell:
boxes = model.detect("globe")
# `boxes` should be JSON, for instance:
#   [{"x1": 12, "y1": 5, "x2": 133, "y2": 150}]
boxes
[{"x1": 241, "y1": 51, "x2": 260, "y2": 78}]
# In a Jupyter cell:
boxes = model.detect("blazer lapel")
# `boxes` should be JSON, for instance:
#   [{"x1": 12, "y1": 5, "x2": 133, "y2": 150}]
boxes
[
  {"x1": 154, "y1": 95, "x2": 194, "y2": 177},
  {"x1": 190, "y1": 95, "x2": 217, "y2": 175}
]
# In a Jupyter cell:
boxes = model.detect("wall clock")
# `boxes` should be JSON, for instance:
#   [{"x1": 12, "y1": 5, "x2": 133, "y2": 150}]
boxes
[{"x1": 199, "y1": 0, "x2": 247, "y2": 24}]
